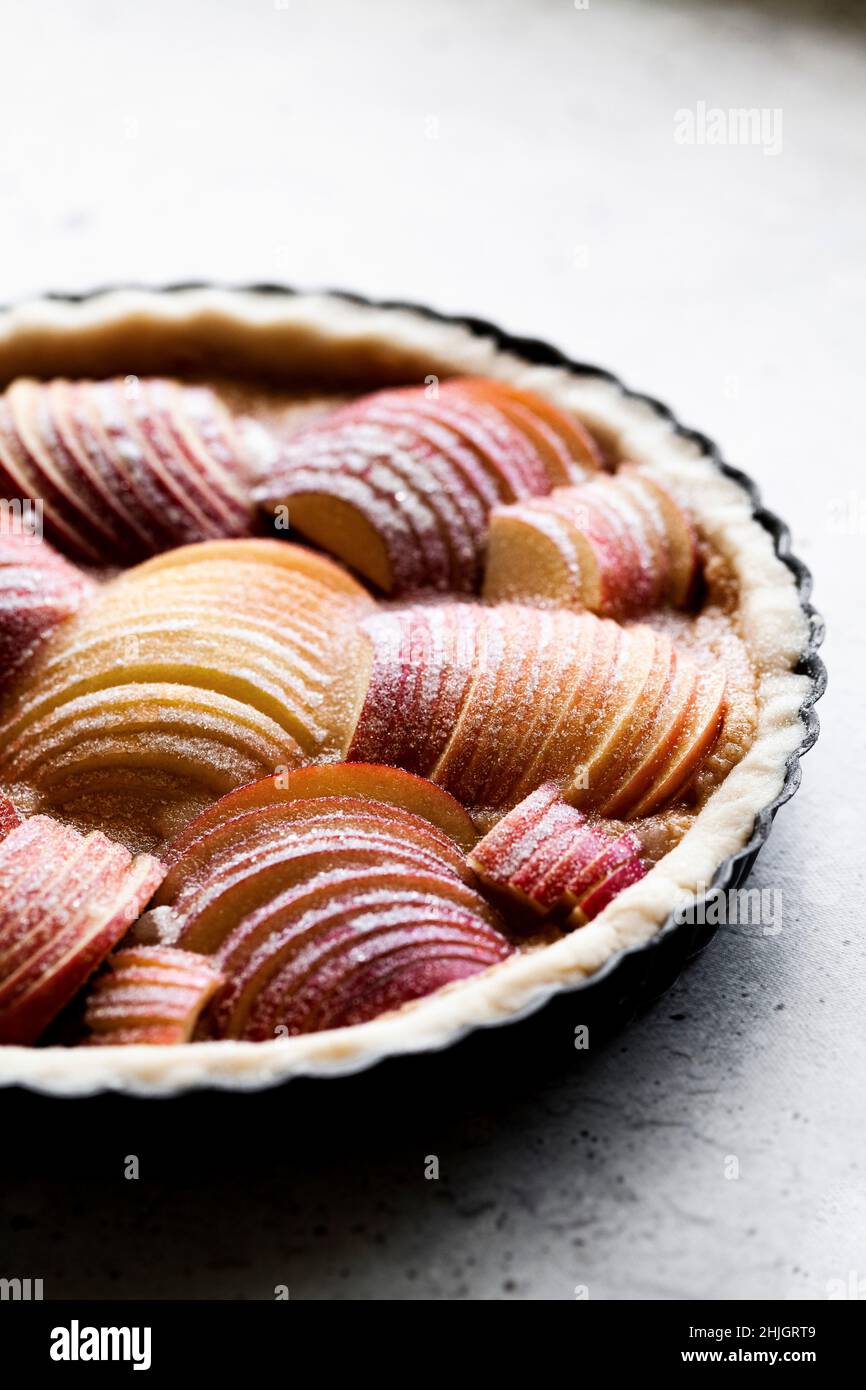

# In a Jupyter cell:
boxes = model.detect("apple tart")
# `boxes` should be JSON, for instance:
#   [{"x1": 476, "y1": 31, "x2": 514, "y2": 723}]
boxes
[{"x1": 0, "y1": 288, "x2": 821, "y2": 1094}]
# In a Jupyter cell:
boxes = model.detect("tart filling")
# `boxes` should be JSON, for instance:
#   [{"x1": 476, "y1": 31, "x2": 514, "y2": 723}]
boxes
[{"x1": 0, "y1": 289, "x2": 813, "y2": 1093}]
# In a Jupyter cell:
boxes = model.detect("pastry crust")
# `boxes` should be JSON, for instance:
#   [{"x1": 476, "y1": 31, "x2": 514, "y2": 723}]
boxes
[{"x1": 0, "y1": 288, "x2": 815, "y2": 1094}]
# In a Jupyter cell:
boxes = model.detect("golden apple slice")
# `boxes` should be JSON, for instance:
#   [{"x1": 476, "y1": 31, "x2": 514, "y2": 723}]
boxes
[
  {"x1": 572, "y1": 628, "x2": 675, "y2": 804},
  {"x1": 0, "y1": 540, "x2": 374, "y2": 847},
  {"x1": 597, "y1": 653, "x2": 698, "y2": 818},
  {"x1": 483, "y1": 503, "x2": 596, "y2": 607},
  {"x1": 631, "y1": 668, "x2": 727, "y2": 816},
  {"x1": 0, "y1": 684, "x2": 305, "y2": 852},
  {"x1": 510, "y1": 612, "x2": 623, "y2": 799}
]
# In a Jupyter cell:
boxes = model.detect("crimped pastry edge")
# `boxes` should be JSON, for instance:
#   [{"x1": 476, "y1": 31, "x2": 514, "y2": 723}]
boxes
[{"x1": 0, "y1": 286, "x2": 815, "y2": 1095}]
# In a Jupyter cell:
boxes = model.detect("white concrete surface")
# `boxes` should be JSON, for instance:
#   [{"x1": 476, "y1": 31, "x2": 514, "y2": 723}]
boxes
[{"x1": 0, "y1": 0, "x2": 860, "y2": 1300}]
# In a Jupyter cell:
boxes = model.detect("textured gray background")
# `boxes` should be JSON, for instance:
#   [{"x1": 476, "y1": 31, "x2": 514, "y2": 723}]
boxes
[{"x1": 0, "y1": 0, "x2": 860, "y2": 1300}]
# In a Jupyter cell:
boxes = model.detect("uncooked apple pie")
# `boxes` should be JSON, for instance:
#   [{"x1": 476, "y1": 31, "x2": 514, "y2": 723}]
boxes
[{"x1": 0, "y1": 290, "x2": 815, "y2": 1091}]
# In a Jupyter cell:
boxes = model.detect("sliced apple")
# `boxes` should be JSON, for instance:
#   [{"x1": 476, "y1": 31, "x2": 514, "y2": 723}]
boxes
[
  {"x1": 0, "y1": 540, "x2": 373, "y2": 847},
  {"x1": 620, "y1": 464, "x2": 699, "y2": 606},
  {"x1": 0, "y1": 683, "x2": 307, "y2": 853},
  {"x1": 630, "y1": 668, "x2": 727, "y2": 816},
  {"x1": 596, "y1": 653, "x2": 696, "y2": 818},
  {"x1": 163, "y1": 763, "x2": 479, "y2": 871},
  {"x1": 443, "y1": 378, "x2": 603, "y2": 474},
  {"x1": 235, "y1": 895, "x2": 508, "y2": 1038},
  {"x1": 468, "y1": 783, "x2": 647, "y2": 924},
  {"x1": 484, "y1": 468, "x2": 700, "y2": 617},
  {"x1": 348, "y1": 605, "x2": 481, "y2": 776},
  {"x1": 163, "y1": 808, "x2": 475, "y2": 951},
  {"x1": 154, "y1": 769, "x2": 511, "y2": 1037},
  {"x1": 577, "y1": 628, "x2": 675, "y2": 800},
  {"x1": 0, "y1": 533, "x2": 94, "y2": 691},
  {"x1": 313, "y1": 408, "x2": 492, "y2": 591},
  {"x1": 337, "y1": 386, "x2": 553, "y2": 497},
  {"x1": 0, "y1": 377, "x2": 258, "y2": 563},
  {"x1": 0, "y1": 815, "x2": 164, "y2": 1044},
  {"x1": 504, "y1": 610, "x2": 623, "y2": 803},
  {"x1": 84, "y1": 945, "x2": 224, "y2": 1045},
  {"x1": 348, "y1": 603, "x2": 722, "y2": 818},
  {"x1": 256, "y1": 378, "x2": 605, "y2": 595},
  {"x1": 49, "y1": 379, "x2": 160, "y2": 556}
]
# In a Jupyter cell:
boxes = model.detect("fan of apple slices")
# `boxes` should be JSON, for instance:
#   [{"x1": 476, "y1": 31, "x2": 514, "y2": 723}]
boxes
[
  {"x1": 0, "y1": 378, "x2": 256, "y2": 562},
  {"x1": 254, "y1": 379, "x2": 602, "y2": 594},
  {"x1": 0, "y1": 371, "x2": 739, "y2": 1049}
]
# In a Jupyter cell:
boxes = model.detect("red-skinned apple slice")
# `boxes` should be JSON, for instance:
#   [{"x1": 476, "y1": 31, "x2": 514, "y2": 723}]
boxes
[
  {"x1": 621, "y1": 465, "x2": 698, "y2": 606},
  {"x1": 349, "y1": 603, "x2": 722, "y2": 819},
  {"x1": 442, "y1": 381, "x2": 582, "y2": 483},
  {"x1": 48, "y1": 380, "x2": 158, "y2": 557},
  {"x1": 256, "y1": 379, "x2": 602, "y2": 594},
  {"x1": 286, "y1": 422, "x2": 452, "y2": 590},
  {"x1": 468, "y1": 784, "x2": 646, "y2": 923},
  {"x1": 84, "y1": 945, "x2": 224, "y2": 1045},
  {"x1": 484, "y1": 469, "x2": 700, "y2": 617},
  {"x1": 570, "y1": 847, "x2": 647, "y2": 925},
  {"x1": 0, "y1": 533, "x2": 94, "y2": 691},
  {"x1": 119, "y1": 379, "x2": 243, "y2": 539},
  {"x1": 91, "y1": 380, "x2": 215, "y2": 548},
  {"x1": 0, "y1": 377, "x2": 258, "y2": 564},
  {"x1": 341, "y1": 422, "x2": 483, "y2": 590},
  {"x1": 163, "y1": 763, "x2": 479, "y2": 871},
  {"x1": 329, "y1": 398, "x2": 506, "y2": 513},
  {"x1": 154, "y1": 767, "x2": 511, "y2": 1035},
  {"x1": 258, "y1": 415, "x2": 479, "y2": 593},
  {"x1": 578, "y1": 628, "x2": 676, "y2": 801},
  {"x1": 265, "y1": 451, "x2": 435, "y2": 593},
  {"x1": 207, "y1": 869, "x2": 505, "y2": 1038},
  {"x1": 146, "y1": 380, "x2": 252, "y2": 529},
  {"x1": 0, "y1": 397, "x2": 103, "y2": 561},
  {"x1": 351, "y1": 605, "x2": 607, "y2": 810},
  {"x1": 537, "y1": 825, "x2": 641, "y2": 910},
  {"x1": 167, "y1": 816, "x2": 475, "y2": 953},
  {"x1": 61, "y1": 381, "x2": 169, "y2": 557},
  {"x1": 22, "y1": 380, "x2": 135, "y2": 557},
  {"x1": 0, "y1": 815, "x2": 164, "y2": 1044},
  {"x1": 336, "y1": 386, "x2": 551, "y2": 498},
  {"x1": 510, "y1": 612, "x2": 623, "y2": 801},
  {"x1": 443, "y1": 378, "x2": 603, "y2": 473},
  {"x1": 6, "y1": 380, "x2": 125, "y2": 560},
  {"x1": 348, "y1": 606, "x2": 481, "y2": 775},
  {"x1": 238, "y1": 903, "x2": 509, "y2": 1038}
]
